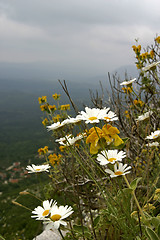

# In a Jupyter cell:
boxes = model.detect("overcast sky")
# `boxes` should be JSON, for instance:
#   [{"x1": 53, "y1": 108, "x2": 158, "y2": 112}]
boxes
[{"x1": 0, "y1": 0, "x2": 160, "y2": 80}]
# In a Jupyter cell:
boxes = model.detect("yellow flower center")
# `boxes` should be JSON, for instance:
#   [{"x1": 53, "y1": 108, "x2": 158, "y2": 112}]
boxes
[
  {"x1": 36, "y1": 169, "x2": 41, "y2": 171},
  {"x1": 104, "y1": 117, "x2": 111, "y2": 121},
  {"x1": 89, "y1": 116, "x2": 97, "y2": 121},
  {"x1": 108, "y1": 158, "x2": 116, "y2": 162},
  {"x1": 115, "y1": 171, "x2": 123, "y2": 176},
  {"x1": 153, "y1": 134, "x2": 158, "y2": 138},
  {"x1": 43, "y1": 210, "x2": 49, "y2": 216},
  {"x1": 50, "y1": 214, "x2": 61, "y2": 221}
]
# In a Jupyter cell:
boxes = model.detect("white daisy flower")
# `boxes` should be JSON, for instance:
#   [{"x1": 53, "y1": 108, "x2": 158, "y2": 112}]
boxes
[
  {"x1": 76, "y1": 107, "x2": 102, "y2": 124},
  {"x1": 31, "y1": 200, "x2": 56, "y2": 220},
  {"x1": 61, "y1": 116, "x2": 82, "y2": 125},
  {"x1": 142, "y1": 61, "x2": 160, "y2": 72},
  {"x1": 136, "y1": 111, "x2": 152, "y2": 121},
  {"x1": 97, "y1": 150, "x2": 126, "y2": 165},
  {"x1": 55, "y1": 135, "x2": 72, "y2": 143},
  {"x1": 146, "y1": 142, "x2": 159, "y2": 147},
  {"x1": 26, "y1": 164, "x2": 50, "y2": 173},
  {"x1": 75, "y1": 133, "x2": 87, "y2": 141},
  {"x1": 99, "y1": 108, "x2": 118, "y2": 122},
  {"x1": 56, "y1": 135, "x2": 77, "y2": 146},
  {"x1": 120, "y1": 78, "x2": 136, "y2": 86},
  {"x1": 105, "y1": 163, "x2": 131, "y2": 178},
  {"x1": 44, "y1": 204, "x2": 74, "y2": 230},
  {"x1": 146, "y1": 130, "x2": 160, "y2": 140},
  {"x1": 46, "y1": 121, "x2": 65, "y2": 131}
]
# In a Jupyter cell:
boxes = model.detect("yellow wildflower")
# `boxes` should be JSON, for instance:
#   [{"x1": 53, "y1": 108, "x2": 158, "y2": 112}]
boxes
[
  {"x1": 53, "y1": 114, "x2": 61, "y2": 122},
  {"x1": 38, "y1": 146, "x2": 49, "y2": 155},
  {"x1": 60, "y1": 104, "x2": 70, "y2": 111},
  {"x1": 52, "y1": 93, "x2": 61, "y2": 100},
  {"x1": 38, "y1": 96, "x2": 47, "y2": 104},
  {"x1": 155, "y1": 36, "x2": 160, "y2": 44},
  {"x1": 86, "y1": 124, "x2": 123, "y2": 154},
  {"x1": 150, "y1": 50, "x2": 154, "y2": 59},
  {"x1": 140, "y1": 52, "x2": 148, "y2": 60},
  {"x1": 125, "y1": 110, "x2": 130, "y2": 119},
  {"x1": 132, "y1": 45, "x2": 137, "y2": 52},
  {"x1": 48, "y1": 153, "x2": 62, "y2": 166},
  {"x1": 133, "y1": 99, "x2": 144, "y2": 107},
  {"x1": 122, "y1": 87, "x2": 133, "y2": 94},
  {"x1": 143, "y1": 203, "x2": 156, "y2": 211},
  {"x1": 42, "y1": 118, "x2": 49, "y2": 126},
  {"x1": 155, "y1": 188, "x2": 160, "y2": 194},
  {"x1": 48, "y1": 105, "x2": 57, "y2": 112},
  {"x1": 59, "y1": 146, "x2": 65, "y2": 152},
  {"x1": 40, "y1": 104, "x2": 48, "y2": 112}
]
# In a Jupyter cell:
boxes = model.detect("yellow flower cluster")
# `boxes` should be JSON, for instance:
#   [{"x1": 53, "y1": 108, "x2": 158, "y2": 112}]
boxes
[
  {"x1": 40, "y1": 104, "x2": 57, "y2": 112},
  {"x1": 125, "y1": 110, "x2": 130, "y2": 119},
  {"x1": 48, "y1": 153, "x2": 62, "y2": 166},
  {"x1": 38, "y1": 146, "x2": 49, "y2": 155},
  {"x1": 86, "y1": 124, "x2": 124, "y2": 154},
  {"x1": 52, "y1": 114, "x2": 61, "y2": 122},
  {"x1": 52, "y1": 93, "x2": 61, "y2": 100},
  {"x1": 60, "y1": 104, "x2": 70, "y2": 111},
  {"x1": 155, "y1": 36, "x2": 160, "y2": 44},
  {"x1": 38, "y1": 96, "x2": 47, "y2": 104},
  {"x1": 40, "y1": 104, "x2": 49, "y2": 112},
  {"x1": 133, "y1": 99, "x2": 144, "y2": 107},
  {"x1": 132, "y1": 44, "x2": 154, "y2": 69},
  {"x1": 42, "y1": 118, "x2": 49, "y2": 126},
  {"x1": 122, "y1": 87, "x2": 133, "y2": 94},
  {"x1": 132, "y1": 45, "x2": 141, "y2": 54},
  {"x1": 48, "y1": 105, "x2": 57, "y2": 112}
]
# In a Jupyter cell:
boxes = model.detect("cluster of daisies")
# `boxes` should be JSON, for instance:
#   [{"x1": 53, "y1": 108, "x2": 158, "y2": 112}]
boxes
[
  {"x1": 145, "y1": 130, "x2": 160, "y2": 147},
  {"x1": 31, "y1": 199, "x2": 73, "y2": 230},
  {"x1": 47, "y1": 106, "x2": 118, "y2": 131},
  {"x1": 96, "y1": 149, "x2": 131, "y2": 178}
]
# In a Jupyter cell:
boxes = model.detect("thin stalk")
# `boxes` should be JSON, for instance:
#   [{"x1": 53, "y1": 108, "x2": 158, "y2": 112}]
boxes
[
  {"x1": 123, "y1": 175, "x2": 146, "y2": 220},
  {"x1": 58, "y1": 228, "x2": 65, "y2": 240}
]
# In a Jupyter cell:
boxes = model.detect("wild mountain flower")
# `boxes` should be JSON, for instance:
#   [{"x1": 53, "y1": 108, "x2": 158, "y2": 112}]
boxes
[
  {"x1": 146, "y1": 142, "x2": 159, "y2": 147},
  {"x1": 31, "y1": 200, "x2": 56, "y2": 220},
  {"x1": 99, "y1": 108, "x2": 118, "y2": 122},
  {"x1": 142, "y1": 61, "x2": 160, "y2": 72},
  {"x1": 52, "y1": 93, "x2": 61, "y2": 100},
  {"x1": 120, "y1": 78, "x2": 136, "y2": 86},
  {"x1": 61, "y1": 116, "x2": 82, "y2": 125},
  {"x1": 136, "y1": 111, "x2": 152, "y2": 121},
  {"x1": 42, "y1": 118, "x2": 49, "y2": 126},
  {"x1": 97, "y1": 149, "x2": 126, "y2": 165},
  {"x1": 48, "y1": 154, "x2": 62, "y2": 166},
  {"x1": 38, "y1": 96, "x2": 47, "y2": 104},
  {"x1": 48, "y1": 105, "x2": 57, "y2": 112},
  {"x1": 38, "y1": 146, "x2": 49, "y2": 155},
  {"x1": 60, "y1": 104, "x2": 70, "y2": 110},
  {"x1": 26, "y1": 164, "x2": 50, "y2": 173},
  {"x1": 56, "y1": 135, "x2": 77, "y2": 146},
  {"x1": 44, "y1": 204, "x2": 74, "y2": 230},
  {"x1": 47, "y1": 121, "x2": 66, "y2": 131},
  {"x1": 77, "y1": 107, "x2": 102, "y2": 124},
  {"x1": 105, "y1": 163, "x2": 131, "y2": 178},
  {"x1": 155, "y1": 36, "x2": 160, "y2": 44},
  {"x1": 146, "y1": 130, "x2": 160, "y2": 140},
  {"x1": 86, "y1": 124, "x2": 124, "y2": 154}
]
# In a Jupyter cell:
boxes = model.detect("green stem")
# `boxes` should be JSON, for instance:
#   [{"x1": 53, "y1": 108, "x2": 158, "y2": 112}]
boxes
[{"x1": 123, "y1": 175, "x2": 146, "y2": 220}]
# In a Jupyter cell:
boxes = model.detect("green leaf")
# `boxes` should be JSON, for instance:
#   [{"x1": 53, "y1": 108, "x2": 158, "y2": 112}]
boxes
[
  {"x1": 158, "y1": 224, "x2": 160, "y2": 237},
  {"x1": 145, "y1": 227, "x2": 159, "y2": 240},
  {"x1": 135, "y1": 237, "x2": 141, "y2": 240},
  {"x1": 93, "y1": 215, "x2": 100, "y2": 227},
  {"x1": 130, "y1": 177, "x2": 142, "y2": 190},
  {"x1": 151, "y1": 217, "x2": 160, "y2": 228}
]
